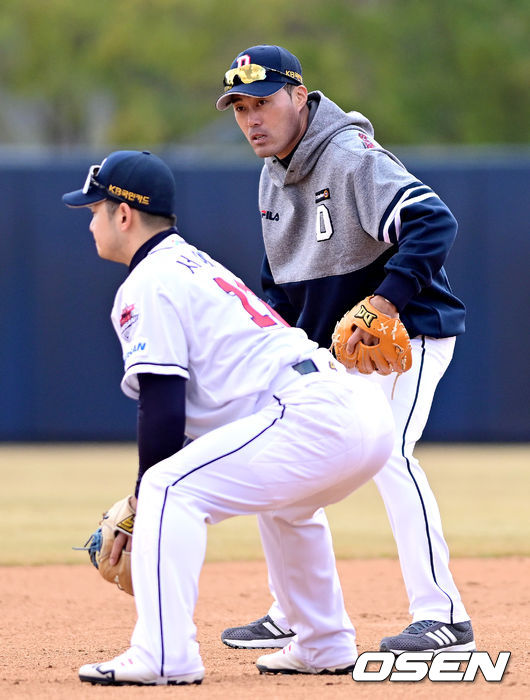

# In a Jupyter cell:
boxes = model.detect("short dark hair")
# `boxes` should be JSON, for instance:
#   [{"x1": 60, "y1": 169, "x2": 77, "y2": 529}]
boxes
[{"x1": 105, "y1": 199, "x2": 176, "y2": 229}]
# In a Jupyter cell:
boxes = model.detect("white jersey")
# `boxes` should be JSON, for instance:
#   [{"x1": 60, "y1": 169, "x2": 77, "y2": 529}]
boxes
[{"x1": 111, "y1": 232, "x2": 317, "y2": 439}]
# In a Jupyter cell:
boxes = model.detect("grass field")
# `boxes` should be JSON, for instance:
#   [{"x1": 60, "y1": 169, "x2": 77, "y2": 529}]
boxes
[{"x1": 0, "y1": 443, "x2": 528, "y2": 565}]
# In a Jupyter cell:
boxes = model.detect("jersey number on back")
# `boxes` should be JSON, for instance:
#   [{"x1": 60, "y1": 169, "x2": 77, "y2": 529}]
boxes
[{"x1": 214, "y1": 277, "x2": 289, "y2": 328}]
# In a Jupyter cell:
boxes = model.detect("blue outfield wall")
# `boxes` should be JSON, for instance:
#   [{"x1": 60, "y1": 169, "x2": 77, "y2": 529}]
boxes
[{"x1": 0, "y1": 150, "x2": 528, "y2": 442}]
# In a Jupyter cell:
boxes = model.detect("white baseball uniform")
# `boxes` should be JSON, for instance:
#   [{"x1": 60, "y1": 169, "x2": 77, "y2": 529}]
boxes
[{"x1": 110, "y1": 231, "x2": 394, "y2": 676}]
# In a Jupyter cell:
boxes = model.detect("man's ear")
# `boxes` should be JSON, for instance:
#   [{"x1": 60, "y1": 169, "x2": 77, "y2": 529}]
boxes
[
  {"x1": 117, "y1": 202, "x2": 134, "y2": 230},
  {"x1": 293, "y1": 85, "x2": 308, "y2": 111}
]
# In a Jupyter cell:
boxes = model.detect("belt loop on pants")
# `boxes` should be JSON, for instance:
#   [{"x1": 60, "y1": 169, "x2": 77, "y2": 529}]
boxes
[{"x1": 292, "y1": 359, "x2": 319, "y2": 375}]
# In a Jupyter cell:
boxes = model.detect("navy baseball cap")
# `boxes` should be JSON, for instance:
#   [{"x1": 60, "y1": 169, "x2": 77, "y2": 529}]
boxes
[
  {"x1": 62, "y1": 150, "x2": 177, "y2": 218},
  {"x1": 216, "y1": 45, "x2": 303, "y2": 111}
]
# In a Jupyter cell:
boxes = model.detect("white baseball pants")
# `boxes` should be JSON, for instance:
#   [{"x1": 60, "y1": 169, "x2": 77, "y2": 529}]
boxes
[
  {"x1": 128, "y1": 362, "x2": 394, "y2": 676},
  {"x1": 267, "y1": 336, "x2": 469, "y2": 632}
]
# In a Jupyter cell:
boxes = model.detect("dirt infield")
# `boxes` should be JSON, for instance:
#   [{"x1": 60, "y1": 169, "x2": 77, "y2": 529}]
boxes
[{"x1": 1, "y1": 558, "x2": 527, "y2": 698}]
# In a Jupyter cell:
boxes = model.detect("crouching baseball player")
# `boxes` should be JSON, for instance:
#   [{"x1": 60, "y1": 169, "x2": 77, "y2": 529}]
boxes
[{"x1": 63, "y1": 150, "x2": 394, "y2": 685}]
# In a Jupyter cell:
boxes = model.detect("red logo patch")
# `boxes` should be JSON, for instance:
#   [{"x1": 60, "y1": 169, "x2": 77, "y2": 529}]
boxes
[
  {"x1": 358, "y1": 132, "x2": 375, "y2": 149},
  {"x1": 120, "y1": 304, "x2": 136, "y2": 327}
]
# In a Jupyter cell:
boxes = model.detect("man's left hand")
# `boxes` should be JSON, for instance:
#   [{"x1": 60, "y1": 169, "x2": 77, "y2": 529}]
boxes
[{"x1": 346, "y1": 295, "x2": 398, "y2": 355}]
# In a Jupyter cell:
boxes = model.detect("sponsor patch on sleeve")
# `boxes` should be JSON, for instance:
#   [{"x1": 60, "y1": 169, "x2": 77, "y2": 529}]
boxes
[{"x1": 120, "y1": 303, "x2": 139, "y2": 340}]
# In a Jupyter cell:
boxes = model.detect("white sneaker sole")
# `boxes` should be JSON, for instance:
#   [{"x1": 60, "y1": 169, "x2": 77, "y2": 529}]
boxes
[
  {"x1": 257, "y1": 663, "x2": 355, "y2": 675},
  {"x1": 79, "y1": 668, "x2": 203, "y2": 686},
  {"x1": 222, "y1": 637, "x2": 293, "y2": 649},
  {"x1": 388, "y1": 640, "x2": 477, "y2": 655}
]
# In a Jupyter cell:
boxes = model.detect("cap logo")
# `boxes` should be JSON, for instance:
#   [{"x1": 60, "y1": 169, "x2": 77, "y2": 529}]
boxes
[
  {"x1": 285, "y1": 70, "x2": 302, "y2": 81},
  {"x1": 236, "y1": 54, "x2": 251, "y2": 67},
  {"x1": 108, "y1": 184, "x2": 150, "y2": 206}
]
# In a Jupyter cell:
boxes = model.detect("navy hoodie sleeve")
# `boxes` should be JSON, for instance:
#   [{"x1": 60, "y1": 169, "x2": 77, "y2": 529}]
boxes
[
  {"x1": 374, "y1": 183, "x2": 458, "y2": 312},
  {"x1": 135, "y1": 373, "x2": 186, "y2": 497}
]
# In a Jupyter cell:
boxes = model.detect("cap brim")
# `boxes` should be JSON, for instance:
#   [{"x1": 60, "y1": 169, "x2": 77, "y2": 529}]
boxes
[
  {"x1": 62, "y1": 189, "x2": 107, "y2": 208},
  {"x1": 215, "y1": 81, "x2": 286, "y2": 111}
]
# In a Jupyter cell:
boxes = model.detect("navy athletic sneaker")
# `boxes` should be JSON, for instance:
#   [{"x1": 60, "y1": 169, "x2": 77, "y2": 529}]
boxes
[
  {"x1": 221, "y1": 615, "x2": 295, "y2": 649},
  {"x1": 380, "y1": 619, "x2": 476, "y2": 654}
]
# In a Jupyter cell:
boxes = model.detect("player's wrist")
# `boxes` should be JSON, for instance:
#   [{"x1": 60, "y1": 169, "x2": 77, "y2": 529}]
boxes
[{"x1": 370, "y1": 294, "x2": 398, "y2": 317}]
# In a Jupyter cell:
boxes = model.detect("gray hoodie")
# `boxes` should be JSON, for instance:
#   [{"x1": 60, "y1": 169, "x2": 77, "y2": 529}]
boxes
[
  {"x1": 258, "y1": 91, "x2": 465, "y2": 342},
  {"x1": 260, "y1": 91, "x2": 416, "y2": 284}
]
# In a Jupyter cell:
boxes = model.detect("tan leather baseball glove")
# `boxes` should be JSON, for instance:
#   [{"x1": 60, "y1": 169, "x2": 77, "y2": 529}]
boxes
[
  {"x1": 331, "y1": 296, "x2": 412, "y2": 375},
  {"x1": 77, "y1": 495, "x2": 135, "y2": 595}
]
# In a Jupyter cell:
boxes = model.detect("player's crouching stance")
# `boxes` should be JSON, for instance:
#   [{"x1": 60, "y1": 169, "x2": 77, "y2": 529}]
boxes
[{"x1": 63, "y1": 150, "x2": 394, "y2": 685}]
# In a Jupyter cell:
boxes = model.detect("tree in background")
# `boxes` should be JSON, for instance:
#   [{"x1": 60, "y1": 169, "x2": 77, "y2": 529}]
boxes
[{"x1": 0, "y1": 0, "x2": 528, "y2": 147}]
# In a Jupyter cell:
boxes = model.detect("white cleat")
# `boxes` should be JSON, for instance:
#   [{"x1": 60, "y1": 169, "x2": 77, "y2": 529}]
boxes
[
  {"x1": 256, "y1": 642, "x2": 356, "y2": 675},
  {"x1": 78, "y1": 650, "x2": 204, "y2": 686}
]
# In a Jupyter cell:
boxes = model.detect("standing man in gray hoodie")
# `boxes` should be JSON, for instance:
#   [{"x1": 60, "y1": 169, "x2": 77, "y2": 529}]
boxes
[{"x1": 215, "y1": 44, "x2": 475, "y2": 657}]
